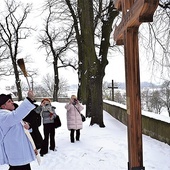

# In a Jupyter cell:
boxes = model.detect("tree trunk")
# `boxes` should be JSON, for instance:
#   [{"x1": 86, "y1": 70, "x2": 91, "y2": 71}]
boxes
[
  {"x1": 89, "y1": 75, "x2": 105, "y2": 127},
  {"x1": 168, "y1": 107, "x2": 170, "y2": 117},
  {"x1": 53, "y1": 59, "x2": 59, "y2": 101},
  {"x1": 77, "y1": 0, "x2": 105, "y2": 127},
  {"x1": 15, "y1": 75, "x2": 22, "y2": 101},
  {"x1": 68, "y1": 0, "x2": 118, "y2": 127},
  {"x1": 13, "y1": 60, "x2": 22, "y2": 101}
]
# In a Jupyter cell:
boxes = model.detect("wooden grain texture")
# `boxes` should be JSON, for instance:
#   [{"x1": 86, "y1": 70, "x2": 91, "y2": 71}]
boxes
[
  {"x1": 114, "y1": 0, "x2": 159, "y2": 45},
  {"x1": 113, "y1": 0, "x2": 158, "y2": 169}
]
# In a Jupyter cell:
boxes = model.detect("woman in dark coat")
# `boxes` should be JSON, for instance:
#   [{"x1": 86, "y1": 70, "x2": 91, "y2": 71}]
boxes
[{"x1": 23, "y1": 103, "x2": 43, "y2": 150}]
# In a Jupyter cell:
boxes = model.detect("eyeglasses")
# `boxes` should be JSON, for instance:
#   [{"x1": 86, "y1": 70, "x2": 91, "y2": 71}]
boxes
[{"x1": 5, "y1": 99, "x2": 13, "y2": 104}]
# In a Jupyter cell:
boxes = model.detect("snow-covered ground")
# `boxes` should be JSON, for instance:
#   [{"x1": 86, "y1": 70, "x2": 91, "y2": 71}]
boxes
[{"x1": 0, "y1": 102, "x2": 170, "y2": 170}]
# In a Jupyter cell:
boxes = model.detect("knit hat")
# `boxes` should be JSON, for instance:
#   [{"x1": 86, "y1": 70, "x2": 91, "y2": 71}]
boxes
[{"x1": 0, "y1": 94, "x2": 12, "y2": 106}]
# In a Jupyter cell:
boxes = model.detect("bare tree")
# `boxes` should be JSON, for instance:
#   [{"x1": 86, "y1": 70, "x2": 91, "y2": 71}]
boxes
[
  {"x1": 0, "y1": 39, "x2": 11, "y2": 76},
  {"x1": 41, "y1": 0, "x2": 118, "y2": 126},
  {"x1": 114, "y1": 90, "x2": 126, "y2": 105},
  {"x1": 159, "y1": 0, "x2": 170, "y2": 10},
  {"x1": 141, "y1": 89, "x2": 152, "y2": 111},
  {"x1": 38, "y1": 0, "x2": 77, "y2": 101},
  {"x1": 102, "y1": 81, "x2": 111, "y2": 100},
  {"x1": 64, "y1": 0, "x2": 119, "y2": 127},
  {"x1": 139, "y1": 2, "x2": 170, "y2": 82},
  {"x1": 160, "y1": 80, "x2": 170, "y2": 116},
  {"x1": 0, "y1": 0, "x2": 33, "y2": 100},
  {"x1": 33, "y1": 73, "x2": 69, "y2": 98},
  {"x1": 42, "y1": 73, "x2": 54, "y2": 96},
  {"x1": 58, "y1": 77, "x2": 69, "y2": 97},
  {"x1": 34, "y1": 85, "x2": 50, "y2": 98},
  {"x1": 149, "y1": 90, "x2": 163, "y2": 114}
]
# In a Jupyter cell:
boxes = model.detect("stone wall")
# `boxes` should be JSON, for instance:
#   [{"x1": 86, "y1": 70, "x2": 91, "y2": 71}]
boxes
[{"x1": 103, "y1": 101, "x2": 170, "y2": 145}]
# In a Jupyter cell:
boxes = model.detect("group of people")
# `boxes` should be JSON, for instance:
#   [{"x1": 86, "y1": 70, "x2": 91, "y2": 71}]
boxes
[{"x1": 0, "y1": 91, "x2": 84, "y2": 170}]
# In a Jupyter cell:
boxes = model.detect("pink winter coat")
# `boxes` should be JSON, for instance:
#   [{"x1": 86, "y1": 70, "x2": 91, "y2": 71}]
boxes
[{"x1": 65, "y1": 103, "x2": 84, "y2": 130}]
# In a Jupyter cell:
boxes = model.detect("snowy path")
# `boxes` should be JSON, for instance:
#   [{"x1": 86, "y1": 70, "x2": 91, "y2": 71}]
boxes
[{"x1": 1, "y1": 102, "x2": 170, "y2": 170}]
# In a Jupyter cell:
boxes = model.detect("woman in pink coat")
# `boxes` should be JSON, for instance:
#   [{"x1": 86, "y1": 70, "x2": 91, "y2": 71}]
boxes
[{"x1": 65, "y1": 95, "x2": 84, "y2": 143}]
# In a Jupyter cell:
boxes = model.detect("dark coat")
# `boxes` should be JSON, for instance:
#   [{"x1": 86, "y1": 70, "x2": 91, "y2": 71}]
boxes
[{"x1": 23, "y1": 104, "x2": 43, "y2": 149}]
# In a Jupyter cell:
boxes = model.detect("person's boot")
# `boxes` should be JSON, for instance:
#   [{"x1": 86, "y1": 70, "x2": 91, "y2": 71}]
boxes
[
  {"x1": 70, "y1": 133, "x2": 75, "y2": 143},
  {"x1": 76, "y1": 130, "x2": 80, "y2": 141},
  {"x1": 71, "y1": 137, "x2": 74, "y2": 143},
  {"x1": 76, "y1": 135, "x2": 79, "y2": 141},
  {"x1": 70, "y1": 130, "x2": 75, "y2": 143}
]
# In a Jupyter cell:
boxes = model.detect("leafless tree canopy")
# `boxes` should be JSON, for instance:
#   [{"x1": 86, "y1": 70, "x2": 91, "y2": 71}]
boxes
[
  {"x1": 139, "y1": 1, "x2": 170, "y2": 83},
  {"x1": 0, "y1": 0, "x2": 33, "y2": 100}
]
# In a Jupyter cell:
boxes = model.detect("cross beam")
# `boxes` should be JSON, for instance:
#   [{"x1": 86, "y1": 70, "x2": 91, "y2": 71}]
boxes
[
  {"x1": 114, "y1": 0, "x2": 159, "y2": 45},
  {"x1": 113, "y1": 0, "x2": 158, "y2": 169}
]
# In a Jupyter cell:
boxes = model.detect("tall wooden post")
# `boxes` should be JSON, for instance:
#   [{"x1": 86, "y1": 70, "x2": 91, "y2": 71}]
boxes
[{"x1": 113, "y1": 0, "x2": 158, "y2": 169}]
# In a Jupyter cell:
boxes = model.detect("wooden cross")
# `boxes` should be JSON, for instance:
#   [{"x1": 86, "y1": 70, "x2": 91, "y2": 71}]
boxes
[
  {"x1": 108, "y1": 80, "x2": 118, "y2": 101},
  {"x1": 114, "y1": 0, "x2": 158, "y2": 169}
]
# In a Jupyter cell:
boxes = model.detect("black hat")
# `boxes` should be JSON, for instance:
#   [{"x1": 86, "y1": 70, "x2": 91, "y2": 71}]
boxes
[{"x1": 0, "y1": 94, "x2": 12, "y2": 107}]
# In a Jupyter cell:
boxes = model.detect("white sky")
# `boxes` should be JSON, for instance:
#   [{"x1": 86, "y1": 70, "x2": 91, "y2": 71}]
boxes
[{"x1": 0, "y1": 0, "x2": 163, "y2": 87}]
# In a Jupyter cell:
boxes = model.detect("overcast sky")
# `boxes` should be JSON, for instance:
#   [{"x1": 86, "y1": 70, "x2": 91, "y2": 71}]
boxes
[{"x1": 0, "y1": 0, "x2": 163, "y2": 87}]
